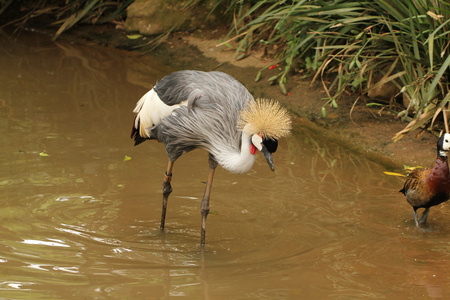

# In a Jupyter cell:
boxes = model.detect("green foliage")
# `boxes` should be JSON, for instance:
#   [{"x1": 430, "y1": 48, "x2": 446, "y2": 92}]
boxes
[
  {"x1": 220, "y1": 0, "x2": 450, "y2": 139},
  {"x1": 2, "y1": 0, "x2": 448, "y2": 139},
  {"x1": 0, "y1": 0, "x2": 133, "y2": 40}
]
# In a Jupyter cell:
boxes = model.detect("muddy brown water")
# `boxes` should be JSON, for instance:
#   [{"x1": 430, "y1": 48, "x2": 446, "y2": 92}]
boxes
[{"x1": 1, "y1": 29, "x2": 450, "y2": 299}]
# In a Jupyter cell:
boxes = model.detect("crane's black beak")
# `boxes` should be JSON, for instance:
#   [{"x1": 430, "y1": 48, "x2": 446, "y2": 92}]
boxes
[{"x1": 261, "y1": 145, "x2": 275, "y2": 171}]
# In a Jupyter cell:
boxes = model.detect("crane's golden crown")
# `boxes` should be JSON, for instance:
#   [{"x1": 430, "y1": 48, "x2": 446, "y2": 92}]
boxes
[{"x1": 238, "y1": 98, "x2": 292, "y2": 139}]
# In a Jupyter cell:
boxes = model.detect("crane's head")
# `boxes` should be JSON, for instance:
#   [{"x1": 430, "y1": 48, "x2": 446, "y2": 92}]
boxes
[
  {"x1": 250, "y1": 134, "x2": 278, "y2": 170},
  {"x1": 239, "y1": 99, "x2": 292, "y2": 171}
]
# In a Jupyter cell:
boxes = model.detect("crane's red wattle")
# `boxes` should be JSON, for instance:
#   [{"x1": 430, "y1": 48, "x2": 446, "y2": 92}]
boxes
[{"x1": 250, "y1": 143, "x2": 257, "y2": 155}]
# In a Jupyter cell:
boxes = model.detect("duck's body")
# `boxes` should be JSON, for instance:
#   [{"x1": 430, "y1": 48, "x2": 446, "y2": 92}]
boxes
[
  {"x1": 131, "y1": 70, "x2": 291, "y2": 245},
  {"x1": 400, "y1": 134, "x2": 450, "y2": 226}
]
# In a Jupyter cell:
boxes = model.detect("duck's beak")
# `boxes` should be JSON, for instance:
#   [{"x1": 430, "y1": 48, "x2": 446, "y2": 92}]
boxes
[{"x1": 261, "y1": 145, "x2": 275, "y2": 171}]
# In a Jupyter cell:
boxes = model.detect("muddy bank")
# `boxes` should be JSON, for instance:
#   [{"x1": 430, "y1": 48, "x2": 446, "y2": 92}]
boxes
[{"x1": 67, "y1": 24, "x2": 438, "y2": 171}]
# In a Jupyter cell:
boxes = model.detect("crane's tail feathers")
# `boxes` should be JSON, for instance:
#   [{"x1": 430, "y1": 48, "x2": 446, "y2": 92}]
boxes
[
  {"x1": 132, "y1": 89, "x2": 159, "y2": 138},
  {"x1": 130, "y1": 117, "x2": 149, "y2": 146},
  {"x1": 132, "y1": 88, "x2": 189, "y2": 139},
  {"x1": 238, "y1": 98, "x2": 292, "y2": 139}
]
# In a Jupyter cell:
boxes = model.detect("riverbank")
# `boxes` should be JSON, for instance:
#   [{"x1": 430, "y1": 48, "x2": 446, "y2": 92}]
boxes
[{"x1": 70, "y1": 24, "x2": 439, "y2": 171}]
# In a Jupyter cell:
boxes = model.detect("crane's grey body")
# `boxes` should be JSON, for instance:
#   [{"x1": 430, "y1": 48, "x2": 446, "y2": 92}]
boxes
[
  {"x1": 153, "y1": 71, "x2": 253, "y2": 164},
  {"x1": 136, "y1": 71, "x2": 254, "y2": 173},
  {"x1": 131, "y1": 70, "x2": 291, "y2": 246}
]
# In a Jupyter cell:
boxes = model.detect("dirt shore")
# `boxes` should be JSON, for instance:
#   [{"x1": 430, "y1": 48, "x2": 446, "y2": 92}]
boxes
[{"x1": 71, "y1": 24, "x2": 439, "y2": 171}]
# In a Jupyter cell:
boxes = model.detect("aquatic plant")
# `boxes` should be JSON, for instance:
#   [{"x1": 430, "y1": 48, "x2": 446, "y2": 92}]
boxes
[
  {"x1": 214, "y1": 0, "x2": 450, "y2": 140},
  {"x1": 2, "y1": 0, "x2": 449, "y2": 139},
  {"x1": 0, "y1": 0, "x2": 133, "y2": 40}
]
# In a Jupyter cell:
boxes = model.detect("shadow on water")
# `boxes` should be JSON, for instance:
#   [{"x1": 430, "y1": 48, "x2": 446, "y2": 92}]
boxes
[{"x1": 1, "y1": 29, "x2": 450, "y2": 299}]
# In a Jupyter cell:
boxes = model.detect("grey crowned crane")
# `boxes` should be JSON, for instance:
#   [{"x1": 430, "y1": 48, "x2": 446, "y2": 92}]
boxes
[{"x1": 131, "y1": 70, "x2": 291, "y2": 246}]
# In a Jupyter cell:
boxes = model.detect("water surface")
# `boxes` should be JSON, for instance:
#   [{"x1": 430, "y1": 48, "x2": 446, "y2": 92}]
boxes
[{"x1": 1, "y1": 29, "x2": 450, "y2": 299}]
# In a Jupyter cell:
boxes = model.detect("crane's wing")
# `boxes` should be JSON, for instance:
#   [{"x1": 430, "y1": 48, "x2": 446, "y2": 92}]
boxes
[
  {"x1": 131, "y1": 70, "x2": 254, "y2": 147},
  {"x1": 131, "y1": 71, "x2": 200, "y2": 143},
  {"x1": 153, "y1": 71, "x2": 254, "y2": 160}
]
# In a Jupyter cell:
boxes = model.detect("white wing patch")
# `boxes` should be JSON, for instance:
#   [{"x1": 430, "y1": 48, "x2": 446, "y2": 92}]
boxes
[{"x1": 133, "y1": 89, "x2": 187, "y2": 138}]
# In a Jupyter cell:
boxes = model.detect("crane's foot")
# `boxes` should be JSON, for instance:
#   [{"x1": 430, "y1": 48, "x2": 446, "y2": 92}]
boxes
[{"x1": 200, "y1": 208, "x2": 209, "y2": 247}]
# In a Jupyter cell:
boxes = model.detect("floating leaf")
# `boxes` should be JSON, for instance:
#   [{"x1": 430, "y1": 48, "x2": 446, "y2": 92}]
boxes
[
  {"x1": 383, "y1": 171, "x2": 406, "y2": 177},
  {"x1": 126, "y1": 34, "x2": 142, "y2": 40},
  {"x1": 39, "y1": 152, "x2": 50, "y2": 157},
  {"x1": 123, "y1": 155, "x2": 132, "y2": 162},
  {"x1": 416, "y1": 260, "x2": 427, "y2": 264},
  {"x1": 404, "y1": 165, "x2": 423, "y2": 171}
]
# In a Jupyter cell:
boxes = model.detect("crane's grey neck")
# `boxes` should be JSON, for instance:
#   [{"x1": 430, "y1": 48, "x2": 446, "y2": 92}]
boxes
[{"x1": 212, "y1": 126, "x2": 255, "y2": 174}]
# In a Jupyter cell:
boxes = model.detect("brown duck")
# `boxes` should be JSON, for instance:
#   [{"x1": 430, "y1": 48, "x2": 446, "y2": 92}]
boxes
[{"x1": 400, "y1": 133, "x2": 450, "y2": 226}]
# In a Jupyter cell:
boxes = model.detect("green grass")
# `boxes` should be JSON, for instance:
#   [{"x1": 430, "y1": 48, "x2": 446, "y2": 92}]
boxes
[
  {"x1": 0, "y1": 0, "x2": 132, "y2": 40},
  {"x1": 217, "y1": 0, "x2": 450, "y2": 139},
  {"x1": 2, "y1": 0, "x2": 448, "y2": 139}
]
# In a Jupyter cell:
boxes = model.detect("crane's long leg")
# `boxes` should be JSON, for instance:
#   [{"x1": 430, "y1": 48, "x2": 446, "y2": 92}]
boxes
[
  {"x1": 200, "y1": 156, "x2": 218, "y2": 246},
  {"x1": 161, "y1": 161, "x2": 174, "y2": 230}
]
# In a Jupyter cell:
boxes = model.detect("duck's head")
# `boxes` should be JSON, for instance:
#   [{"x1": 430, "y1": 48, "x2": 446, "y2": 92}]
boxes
[{"x1": 437, "y1": 133, "x2": 450, "y2": 157}]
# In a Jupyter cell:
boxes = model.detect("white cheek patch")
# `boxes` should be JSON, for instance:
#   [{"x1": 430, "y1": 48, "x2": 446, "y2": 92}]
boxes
[
  {"x1": 251, "y1": 134, "x2": 263, "y2": 151},
  {"x1": 443, "y1": 133, "x2": 450, "y2": 151}
]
